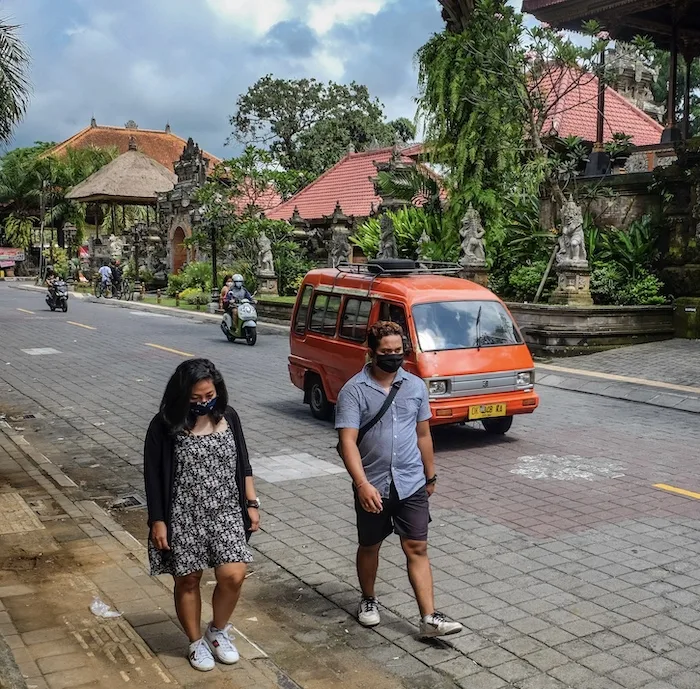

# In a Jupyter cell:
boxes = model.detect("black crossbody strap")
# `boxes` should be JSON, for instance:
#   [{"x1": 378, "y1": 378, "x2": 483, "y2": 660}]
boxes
[{"x1": 358, "y1": 379, "x2": 403, "y2": 444}]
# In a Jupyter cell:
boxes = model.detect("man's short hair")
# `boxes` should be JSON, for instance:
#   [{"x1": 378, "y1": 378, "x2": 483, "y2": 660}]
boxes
[{"x1": 368, "y1": 320, "x2": 404, "y2": 352}]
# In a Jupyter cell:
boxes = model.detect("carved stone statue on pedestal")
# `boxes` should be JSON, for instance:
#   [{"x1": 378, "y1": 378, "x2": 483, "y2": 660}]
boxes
[
  {"x1": 458, "y1": 204, "x2": 488, "y2": 286},
  {"x1": 417, "y1": 229, "x2": 430, "y2": 261},
  {"x1": 377, "y1": 214, "x2": 398, "y2": 259},
  {"x1": 550, "y1": 197, "x2": 593, "y2": 306},
  {"x1": 257, "y1": 230, "x2": 278, "y2": 295},
  {"x1": 329, "y1": 228, "x2": 352, "y2": 268}
]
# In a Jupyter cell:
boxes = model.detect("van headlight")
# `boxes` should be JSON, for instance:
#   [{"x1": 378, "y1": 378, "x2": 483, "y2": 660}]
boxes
[
  {"x1": 516, "y1": 371, "x2": 534, "y2": 387},
  {"x1": 428, "y1": 380, "x2": 449, "y2": 396}
]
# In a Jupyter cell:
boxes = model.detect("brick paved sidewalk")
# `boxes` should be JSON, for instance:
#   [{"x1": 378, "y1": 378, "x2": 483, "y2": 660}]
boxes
[
  {"x1": 537, "y1": 340, "x2": 700, "y2": 413},
  {"x1": 0, "y1": 425, "x2": 288, "y2": 689}
]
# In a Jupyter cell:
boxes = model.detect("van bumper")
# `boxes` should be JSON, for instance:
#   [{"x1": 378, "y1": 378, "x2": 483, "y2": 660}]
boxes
[{"x1": 429, "y1": 389, "x2": 539, "y2": 426}]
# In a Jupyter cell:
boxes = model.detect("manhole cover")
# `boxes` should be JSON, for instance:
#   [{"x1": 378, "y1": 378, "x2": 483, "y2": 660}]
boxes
[
  {"x1": 512, "y1": 454, "x2": 625, "y2": 481},
  {"x1": 111, "y1": 494, "x2": 146, "y2": 510}
]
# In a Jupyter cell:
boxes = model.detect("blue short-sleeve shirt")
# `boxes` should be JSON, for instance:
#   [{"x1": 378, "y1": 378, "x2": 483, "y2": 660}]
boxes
[{"x1": 335, "y1": 366, "x2": 432, "y2": 500}]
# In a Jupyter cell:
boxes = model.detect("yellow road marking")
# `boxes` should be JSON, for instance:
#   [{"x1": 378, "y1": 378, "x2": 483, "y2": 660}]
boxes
[
  {"x1": 144, "y1": 343, "x2": 193, "y2": 358},
  {"x1": 67, "y1": 321, "x2": 96, "y2": 331},
  {"x1": 654, "y1": 483, "x2": 700, "y2": 500},
  {"x1": 537, "y1": 363, "x2": 700, "y2": 397},
  {"x1": 16, "y1": 308, "x2": 35, "y2": 315}
]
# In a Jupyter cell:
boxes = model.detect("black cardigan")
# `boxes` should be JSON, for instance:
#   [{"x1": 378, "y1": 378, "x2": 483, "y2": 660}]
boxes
[{"x1": 143, "y1": 406, "x2": 253, "y2": 543}]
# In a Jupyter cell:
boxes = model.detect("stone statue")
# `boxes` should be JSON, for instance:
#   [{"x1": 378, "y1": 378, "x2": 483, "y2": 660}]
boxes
[
  {"x1": 556, "y1": 198, "x2": 588, "y2": 268},
  {"x1": 458, "y1": 205, "x2": 486, "y2": 267},
  {"x1": 417, "y1": 229, "x2": 430, "y2": 261},
  {"x1": 108, "y1": 234, "x2": 124, "y2": 260},
  {"x1": 329, "y1": 228, "x2": 351, "y2": 267},
  {"x1": 257, "y1": 231, "x2": 275, "y2": 276},
  {"x1": 377, "y1": 214, "x2": 398, "y2": 259}
]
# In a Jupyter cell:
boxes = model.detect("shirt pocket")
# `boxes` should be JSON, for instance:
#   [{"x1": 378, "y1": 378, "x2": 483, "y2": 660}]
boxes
[{"x1": 396, "y1": 396, "x2": 422, "y2": 421}]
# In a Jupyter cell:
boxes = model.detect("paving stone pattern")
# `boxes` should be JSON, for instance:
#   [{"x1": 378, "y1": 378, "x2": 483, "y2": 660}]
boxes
[{"x1": 3, "y1": 284, "x2": 700, "y2": 688}]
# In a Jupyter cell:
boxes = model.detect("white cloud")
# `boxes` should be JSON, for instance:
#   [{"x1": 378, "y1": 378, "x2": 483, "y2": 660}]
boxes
[
  {"x1": 205, "y1": 0, "x2": 292, "y2": 36},
  {"x1": 306, "y1": 0, "x2": 388, "y2": 34}
]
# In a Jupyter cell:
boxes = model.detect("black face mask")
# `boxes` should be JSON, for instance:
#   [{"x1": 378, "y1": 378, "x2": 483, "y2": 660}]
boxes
[{"x1": 375, "y1": 353, "x2": 404, "y2": 373}]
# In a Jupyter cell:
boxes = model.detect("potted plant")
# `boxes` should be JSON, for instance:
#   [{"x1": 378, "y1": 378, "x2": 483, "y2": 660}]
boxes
[{"x1": 605, "y1": 133, "x2": 634, "y2": 173}]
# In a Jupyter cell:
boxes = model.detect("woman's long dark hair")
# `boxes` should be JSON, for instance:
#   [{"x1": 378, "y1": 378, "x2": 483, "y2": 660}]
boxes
[{"x1": 160, "y1": 359, "x2": 229, "y2": 435}]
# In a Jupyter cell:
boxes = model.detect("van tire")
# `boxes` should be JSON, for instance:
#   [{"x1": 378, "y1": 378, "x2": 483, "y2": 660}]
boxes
[
  {"x1": 482, "y1": 416, "x2": 513, "y2": 435},
  {"x1": 308, "y1": 377, "x2": 333, "y2": 421}
]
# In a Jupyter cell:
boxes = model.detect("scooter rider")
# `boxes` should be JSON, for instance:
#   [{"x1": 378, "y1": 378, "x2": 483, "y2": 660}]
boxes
[
  {"x1": 225, "y1": 274, "x2": 255, "y2": 329},
  {"x1": 45, "y1": 265, "x2": 57, "y2": 301}
]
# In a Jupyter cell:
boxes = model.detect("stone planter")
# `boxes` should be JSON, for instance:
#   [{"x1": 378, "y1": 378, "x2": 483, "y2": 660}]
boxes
[
  {"x1": 507, "y1": 303, "x2": 674, "y2": 356},
  {"x1": 256, "y1": 300, "x2": 294, "y2": 324}
]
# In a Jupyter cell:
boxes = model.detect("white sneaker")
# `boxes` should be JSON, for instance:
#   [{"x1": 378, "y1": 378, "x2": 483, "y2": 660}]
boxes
[
  {"x1": 188, "y1": 638, "x2": 215, "y2": 672},
  {"x1": 357, "y1": 597, "x2": 381, "y2": 627},
  {"x1": 419, "y1": 611, "x2": 463, "y2": 638},
  {"x1": 205, "y1": 623, "x2": 240, "y2": 664}
]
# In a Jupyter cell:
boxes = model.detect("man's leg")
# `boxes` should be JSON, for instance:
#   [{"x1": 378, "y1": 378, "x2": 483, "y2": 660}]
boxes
[
  {"x1": 401, "y1": 538, "x2": 434, "y2": 617},
  {"x1": 357, "y1": 542, "x2": 382, "y2": 598}
]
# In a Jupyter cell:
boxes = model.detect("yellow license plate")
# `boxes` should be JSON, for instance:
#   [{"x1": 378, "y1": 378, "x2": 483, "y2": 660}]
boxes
[{"x1": 469, "y1": 403, "x2": 506, "y2": 420}]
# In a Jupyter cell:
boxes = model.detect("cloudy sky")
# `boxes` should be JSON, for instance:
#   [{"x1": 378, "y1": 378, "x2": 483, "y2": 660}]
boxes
[{"x1": 2, "y1": 0, "x2": 449, "y2": 158}]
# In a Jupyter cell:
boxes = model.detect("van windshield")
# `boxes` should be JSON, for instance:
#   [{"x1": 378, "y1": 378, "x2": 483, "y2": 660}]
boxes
[{"x1": 412, "y1": 301, "x2": 522, "y2": 352}]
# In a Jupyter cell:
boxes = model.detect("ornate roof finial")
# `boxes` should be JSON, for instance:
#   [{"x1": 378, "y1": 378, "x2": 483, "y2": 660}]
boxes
[
  {"x1": 125, "y1": 119, "x2": 138, "y2": 130},
  {"x1": 90, "y1": 116, "x2": 97, "y2": 128},
  {"x1": 165, "y1": 122, "x2": 172, "y2": 134},
  {"x1": 128, "y1": 135, "x2": 138, "y2": 151},
  {"x1": 347, "y1": 142, "x2": 355, "y2": 155}
]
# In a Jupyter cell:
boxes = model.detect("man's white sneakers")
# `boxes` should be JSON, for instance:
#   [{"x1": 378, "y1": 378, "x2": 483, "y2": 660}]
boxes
[
  {"x1": 357, "y1": 597, "x2": 381, "y2": 627},
  {"x1": 420, "y1": 611, "x2": 463, "y2": 638},
  {"x1": 188, "y1": 638, "x2": 215, "y2": 672},
  {"x1": 205, "y1": 622, "x2": 240, "y2": 664}
]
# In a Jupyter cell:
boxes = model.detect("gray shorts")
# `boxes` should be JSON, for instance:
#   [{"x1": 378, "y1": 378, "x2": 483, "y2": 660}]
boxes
[{"x1": 354, "y1": 483, "x2": 430, "y2": 547}]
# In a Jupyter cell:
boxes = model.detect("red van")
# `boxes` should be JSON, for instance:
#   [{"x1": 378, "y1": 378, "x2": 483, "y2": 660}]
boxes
[{"x1": 288, "y1": 261, "x2": 539, "y2": 434}]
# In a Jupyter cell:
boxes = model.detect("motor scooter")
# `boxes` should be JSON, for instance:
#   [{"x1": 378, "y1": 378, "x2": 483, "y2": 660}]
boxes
[
  {"x1": 221, "y1": 298, "x2": 257, "y2": 346},
  {"x1": 46, "y1": 279, "x2": 69, "y2": 312}
]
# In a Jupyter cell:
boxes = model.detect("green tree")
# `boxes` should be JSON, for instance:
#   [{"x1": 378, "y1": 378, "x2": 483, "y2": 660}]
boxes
[
  {"x1": 650, "y1": 50, "x2": 700, "y2": 136},
  {"x1": 230, "y1": 76, "x2": 415, "y2": 179},
  {"x1": 0, "y1": 17, "x2": 30, "y2": 144}
]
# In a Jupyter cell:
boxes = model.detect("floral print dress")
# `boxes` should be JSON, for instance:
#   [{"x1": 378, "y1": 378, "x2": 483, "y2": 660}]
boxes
[{"x1": 149, "y1": 427, "x2": 253, "y2": 577}]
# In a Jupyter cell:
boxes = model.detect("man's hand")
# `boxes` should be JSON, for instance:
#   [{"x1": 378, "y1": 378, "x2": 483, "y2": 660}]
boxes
[
  {"x1": 248, "y1": 507, "x2": 260, "y2": 532},
  {"x1": 357, "y1": 483, "x2": 383, "y2": 513},
  {"x1": 150, "y1": 521, "x2": 170, "y2": 551},
  {"x1": 426, "y1": 482, "x2": 436, "y2": 497}
]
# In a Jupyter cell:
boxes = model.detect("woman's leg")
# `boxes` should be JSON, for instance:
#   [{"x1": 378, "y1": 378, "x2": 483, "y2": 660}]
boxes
[
  {"x1": 173, "y1": 571, "x2": 204, "y2": 641},
  {"x1": 211, "y1": 563, "x2": 247, "y2": 629}
]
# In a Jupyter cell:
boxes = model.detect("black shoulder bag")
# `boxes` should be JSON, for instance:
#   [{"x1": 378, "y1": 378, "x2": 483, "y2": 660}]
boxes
[{"x1": 336, "y1": 380, "x2": 403, "y2": 458}]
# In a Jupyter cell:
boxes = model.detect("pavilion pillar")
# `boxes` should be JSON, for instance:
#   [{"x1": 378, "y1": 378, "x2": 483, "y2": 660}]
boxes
[
  {"x1": 585, "y1": 48, "x2": 610, "y2": 176},
  {"x1": 662, "y1": 21, "x2": 682, "y2": 143},
  {"x1": 682, "y1": 52, "x2": 695, "y2": 139}
]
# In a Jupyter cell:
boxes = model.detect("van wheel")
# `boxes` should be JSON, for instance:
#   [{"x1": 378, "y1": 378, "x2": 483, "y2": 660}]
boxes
[
  {"x1": 482, "y1": 416, "x2": 513, "y2": 435},
  {"x1": 309, "y1": 377, "x2": 333, "y2": 421}
]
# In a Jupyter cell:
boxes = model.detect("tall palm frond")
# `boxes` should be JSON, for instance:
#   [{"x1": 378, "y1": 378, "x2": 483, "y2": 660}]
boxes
[
  {"x1": 375, "y1": 168, "x2": 443, "y2": 216},
  {"x1": 0, "y1": 18, "x2": 30, "y2": 144}
]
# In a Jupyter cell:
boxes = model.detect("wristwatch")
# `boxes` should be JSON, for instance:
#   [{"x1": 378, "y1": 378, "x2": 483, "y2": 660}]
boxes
[
  {"x1": 246, "y1": 498, "x2": 261, "y2": 509},
  {"x1": 426, "y1": 474, "x2": 437, "y2": 485}
]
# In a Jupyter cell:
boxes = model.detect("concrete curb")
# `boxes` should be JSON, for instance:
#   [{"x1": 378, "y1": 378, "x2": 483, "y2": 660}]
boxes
[
  {"x1": 8, "y1": 283, "x2": 292, "y2": 331},
  {"x1": 536, "y1": 365, "x2": 700, "y2": 414}
]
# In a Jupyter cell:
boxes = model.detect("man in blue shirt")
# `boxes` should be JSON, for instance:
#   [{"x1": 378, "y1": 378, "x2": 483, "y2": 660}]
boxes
[{"x1": 336, "y1": 321, "x2": 463, "y2": 638}]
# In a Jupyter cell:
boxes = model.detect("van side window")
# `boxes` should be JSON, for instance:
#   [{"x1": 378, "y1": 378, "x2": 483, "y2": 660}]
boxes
[
  {"x1": 294, "y1": 285, "x2": 313, "y2": 334},
  {"x1": 309, "y1": 293, "x2": 342, "y2": 336},
  {"x1": 379, "y1": 301, "x2": 408, "y2": 335},
  {"x1": 340, "y1": 298, "x2": 372, "y2": 342}
]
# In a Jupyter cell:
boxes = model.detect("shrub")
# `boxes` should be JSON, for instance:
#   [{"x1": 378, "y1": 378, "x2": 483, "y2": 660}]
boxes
[
  {"x1": 166, "y1": 273, "x2": 185, "y2": 297},
  {"x1": 591, "y1": 263, "x2": 666, "y2": 305},
  {"x1": 179, "y1": 262, "x2": 212, "y2": 291},
  {"x1": 178, "y1": 288, "x2": 209, "y2": 305},
  {"x1": 507, "y1": 261, "x2": 552, "y2": 302},
  {"x1": 275, "y1": 240, "x2": 315, "y2": 296},
  {"x1": 618, "y1": 272, "x2": 666, "y2": 305}
]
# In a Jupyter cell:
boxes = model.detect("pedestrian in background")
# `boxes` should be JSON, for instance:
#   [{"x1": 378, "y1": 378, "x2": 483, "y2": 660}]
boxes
[
  {"x1": 144, "y1": 358, "x2": 261, "y2": 672},
  {"x1": 336, "y1": 321, "x2": 463, "y2": 639}
]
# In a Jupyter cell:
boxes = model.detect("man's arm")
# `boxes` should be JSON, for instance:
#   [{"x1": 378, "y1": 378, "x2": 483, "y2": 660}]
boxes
[{"x1": 417, "y1": 421, "x2": 436, "y2": 495}]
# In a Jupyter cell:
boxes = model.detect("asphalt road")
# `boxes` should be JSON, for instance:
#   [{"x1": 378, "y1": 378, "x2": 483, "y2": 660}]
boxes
[{"x1": 3, "y1": 283, "x2": 700, "y2": 689}]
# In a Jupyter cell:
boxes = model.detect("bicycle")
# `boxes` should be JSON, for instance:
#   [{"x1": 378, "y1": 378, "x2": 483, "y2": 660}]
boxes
[
  {"x1": 95, "y1": 279, "x2": 113, "y2": 299},
  {"x1": 116, "y1": 279, "x2": 133, "y2": 301}
]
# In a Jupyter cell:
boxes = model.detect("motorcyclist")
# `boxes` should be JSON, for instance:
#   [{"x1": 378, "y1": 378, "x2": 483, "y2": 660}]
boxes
[
  {"x1": 225, "y1": 274, "x2": 255, "y2": 330},
  {"x1": 45, "y1": 265, "x2": 57, "y2": 302}
]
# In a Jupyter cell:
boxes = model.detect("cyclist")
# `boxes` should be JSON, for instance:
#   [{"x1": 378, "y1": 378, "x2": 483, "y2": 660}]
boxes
[
  {"x1": 98, "y1": 263, "x2": 113, "y2": 294},
  {"x1": 111, "y1": 260, "x2": 123, "y2": 294}
]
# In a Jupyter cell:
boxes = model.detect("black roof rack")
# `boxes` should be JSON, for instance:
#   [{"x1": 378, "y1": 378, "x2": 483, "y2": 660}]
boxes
[{"x1": 335, "y1": 259, "x2": 462, "y2": 277}]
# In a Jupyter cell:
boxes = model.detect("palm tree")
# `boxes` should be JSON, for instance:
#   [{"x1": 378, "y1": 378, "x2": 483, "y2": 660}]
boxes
[
  {"x1": 0, "y1": 17, "x2": 30, "y2": 144},
  {"x1": 0, "y1": 147, "x2": 40, "y2": 250}
]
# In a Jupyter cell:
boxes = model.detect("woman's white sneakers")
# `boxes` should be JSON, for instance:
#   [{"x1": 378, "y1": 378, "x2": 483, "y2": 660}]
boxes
[
  {"x1": 205, "y1": 622, "x2": 240, "y2": 664},
  {"x1": 188, "y1": 638, "x2": 215, "y2": 672}
]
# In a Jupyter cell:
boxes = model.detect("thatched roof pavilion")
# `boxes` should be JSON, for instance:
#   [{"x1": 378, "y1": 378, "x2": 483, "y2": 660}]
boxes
[{"x1": 66, "y1": 137, "x2": 176, "y2": 205}]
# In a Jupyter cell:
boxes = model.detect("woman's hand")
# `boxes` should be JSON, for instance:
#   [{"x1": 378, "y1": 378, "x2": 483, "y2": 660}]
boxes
[
  {"x1": 150, "y1": 521, "x2": 170, "y2": 550},
  {"x1": 248, "y1": 507, "x2": 260, "y2": 532}
]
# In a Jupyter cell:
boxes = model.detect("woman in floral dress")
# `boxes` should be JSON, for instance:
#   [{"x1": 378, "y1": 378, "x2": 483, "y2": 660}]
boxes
[{"x1": 144, "y1": 358, "x2": 260, "y2": 672}]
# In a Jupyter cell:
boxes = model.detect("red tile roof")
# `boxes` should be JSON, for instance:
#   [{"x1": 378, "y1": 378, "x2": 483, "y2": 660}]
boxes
[
  {"x1": 266, "y1": 147, "x2": 424, "y2": 222},
  {"x1": 539, "y1": 67, "x2": 663, "y2": 145},
  {"x1": 47, "y1": 122, "x2": 221, "y2": 173}
]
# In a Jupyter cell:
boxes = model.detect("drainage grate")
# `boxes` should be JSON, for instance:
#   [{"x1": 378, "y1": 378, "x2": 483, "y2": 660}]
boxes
[
  {"x1": 8, "y1": 413, "x2": 38, "y2": 421},
  {"x1": 111, "y1": 493, "x2": 147, "y2": 510}
]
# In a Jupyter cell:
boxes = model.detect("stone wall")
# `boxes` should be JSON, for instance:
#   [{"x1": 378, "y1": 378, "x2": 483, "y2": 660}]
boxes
[{"x1": 508, "y1": 303, "x2": 674, "y2": 355}]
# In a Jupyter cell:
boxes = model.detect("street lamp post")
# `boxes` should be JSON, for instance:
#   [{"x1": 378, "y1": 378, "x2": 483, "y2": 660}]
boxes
[{"x1": 210, "y1": 220, "x2": 219, "y2": 313}]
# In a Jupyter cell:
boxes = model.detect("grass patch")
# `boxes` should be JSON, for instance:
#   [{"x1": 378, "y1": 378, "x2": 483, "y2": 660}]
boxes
[
  {"x1": 142, "y1": 295, "x2": 210, "y2": 312},
  {"x1": 258, "y1": 295, "x2": 297, "y2": 304}
]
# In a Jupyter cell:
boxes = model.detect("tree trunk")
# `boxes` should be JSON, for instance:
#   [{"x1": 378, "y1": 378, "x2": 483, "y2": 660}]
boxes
[{"x1": 438, "y1": 0, "x2": 475, "y2": 33}]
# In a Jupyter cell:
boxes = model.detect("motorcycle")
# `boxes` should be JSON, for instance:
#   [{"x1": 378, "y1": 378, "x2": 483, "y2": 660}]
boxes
[
  {"x1": 46, "y1": 279, "x2": 69, "y2": 313},
  {"x1": 221, "y1": 298, "x2": 258, "y2": 346}
]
